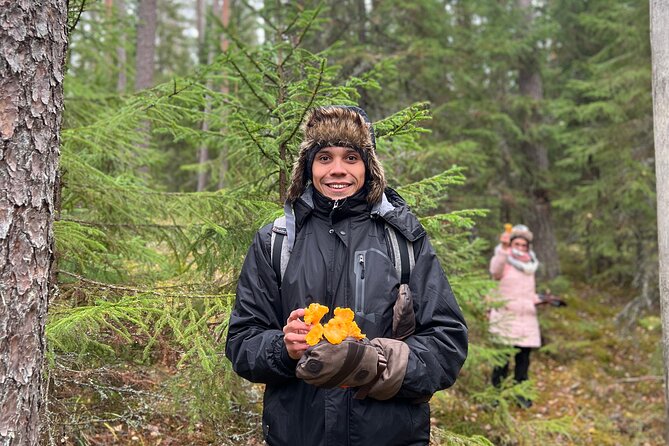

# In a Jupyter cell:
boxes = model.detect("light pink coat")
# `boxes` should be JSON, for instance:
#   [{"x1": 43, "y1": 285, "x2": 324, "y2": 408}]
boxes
[{"x1": 488, "y1": 247, "x2": 541, "y2": 348}]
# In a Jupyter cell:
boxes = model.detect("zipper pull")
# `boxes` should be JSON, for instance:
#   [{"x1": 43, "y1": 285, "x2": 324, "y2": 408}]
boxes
[
  {"x1": 358, "y1": 254, "x2": 365, "y2": 279},
  {"x1": 333, "y1": 199, "x2": 341, "y2": 210}
]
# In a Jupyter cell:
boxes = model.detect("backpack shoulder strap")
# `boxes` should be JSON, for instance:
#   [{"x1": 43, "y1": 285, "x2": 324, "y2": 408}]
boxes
[
  {"x1": 270, "y1": 202, "x2": 296, "y2": 288},
  {"x1": 384, "y1": 223, "x2": 415, "y2": 284},
  {"x1": 270, "y1": 216, "x2": 288, "y2": 287}
]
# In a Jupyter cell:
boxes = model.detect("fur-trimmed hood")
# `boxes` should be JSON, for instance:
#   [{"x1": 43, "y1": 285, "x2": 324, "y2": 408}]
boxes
[{"x1": 286, "y1": 106, "x2": 386, "y2": 204}]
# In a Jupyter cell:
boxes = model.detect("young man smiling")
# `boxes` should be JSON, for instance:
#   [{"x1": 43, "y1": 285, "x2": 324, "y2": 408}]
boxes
[
  {"x1": 311, "y1": 146, "x2": 366, "y2": 200},
  {"x1": 225, "y1": 106, "x2": 468, "y2": 446}
]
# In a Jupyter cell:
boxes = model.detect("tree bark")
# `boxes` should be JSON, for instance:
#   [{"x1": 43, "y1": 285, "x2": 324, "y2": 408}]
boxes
[
  {"x1": 196, "y1": 0, "x2": 210, "y2": 191},
  {"x1": 106, "y1": 0, "x2": 128, "y2": 92},
  {"x1": 650, "y1": 0, "x2": 669, "y2": 441},
  {"x1": 217, "y1": 0, "x2": 231, "y2": 190},
  {"x1": 116, "y1": 0, "x2": 127, "y2": 92},
  {"x1": 135, "y1": 0, "x2": 157, "y2": 91},
  {"x1": 0, "y1": 1, "x2": 68, "y2": 444},
  {"x1": 274, "y1": 0, "x2": 288, "y2": 201},
  {"x1": 516, "y1": 0, "x2": 561, "y2": 280},
  {"x1": 355, "y1": 0, "x2": 371, "y2": 110}
]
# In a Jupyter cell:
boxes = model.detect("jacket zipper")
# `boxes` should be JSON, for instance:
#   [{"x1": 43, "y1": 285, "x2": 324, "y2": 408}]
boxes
[
  {"x1": 354, "y1": 251, "x2": 366, "y2": 314},
  {"x1": 325, "y1": 200, "x2": 340, "y2": 306},
  {"x1": 326, "y1": 199, "x2": 342, "y2": 306}
]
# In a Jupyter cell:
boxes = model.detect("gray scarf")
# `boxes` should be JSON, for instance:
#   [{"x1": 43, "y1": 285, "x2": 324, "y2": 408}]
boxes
[{"x1": 506, "y1": 247, "x2": 539, "y2": 275}]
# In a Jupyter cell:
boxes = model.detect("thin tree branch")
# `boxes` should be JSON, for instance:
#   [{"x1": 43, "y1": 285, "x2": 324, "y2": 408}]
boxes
[
  {"x1": 227, "y1": 33, "x2": 280, "y2": 87},
  {"x1": 58, "y1": 271, "x2": 229, "y2": 299},
  {"x1": 281, "y1": 4, "x2": 323, "y2": 68},
  {"x1": 280, "y1": 58, "x2": 325, "y2": 147},
  {"x1": 238, "y1": 0, "x2": 280, "y2": 33},
  {"x1": 61, "y1": 218, "x2": 190, "y2": 229},
  {"x1": 239, "y1": 119, "x2": 280, "y2": 165},
  {"x1": 617, "y1": 375, "x2": 663, "y2": 383},
  {"x1": 228, "y1": 59, "x2": 274, "y2": 111},
  {"x1": 279, "y1": 3, "x2": 304, "y2": 36},
  {"x1": 67, "y1": 0, "x2": 88, "y2": 35}
]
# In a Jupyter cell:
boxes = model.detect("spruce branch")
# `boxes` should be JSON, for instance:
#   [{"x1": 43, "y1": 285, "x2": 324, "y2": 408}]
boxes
[
  {"x1": 141, "y1": 79, "x2": 199, "y2": 113},
  {"x1": 238, "y1": 0, "x2": 280, "y2": 34},
  {"x1": 228, "y1": 59, "x2": 275, "y2": 111},
  {"x1": 374, "y1": 102, "x2": 432, "y2": 139},
  {"x1": 278, "y1": 4, "x2": 303, "y2": 37},
  {"x1": 227, "y1": 34, "x2": 280, "y2": 87},
  {"x1": 67, "y1": 0, "x2": 88, "y2": 34},
  {"x1": 280, "y1": 5, "x2": 323, "y2": 67},
  {"x1": 239, "y1": 119, "x2": 280, "y2": 165},
  {"x1": 62, "y1": 218, "x2": 190, "y2": 230},
  {"x1": 280, "y1": 59, "x2": 327, "y2": 146},
  {"x1": 58, "y1": 271, "x2": 228, "y2": 300}
]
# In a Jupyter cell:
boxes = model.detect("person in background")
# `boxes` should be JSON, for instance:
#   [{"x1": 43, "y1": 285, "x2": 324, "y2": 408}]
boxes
[
  {"x1": 225, "y1": 105, "x2": 468, "y2": 445},
  {"x1": 488, "y1": 224, "x2": 540, "y2": 408}
]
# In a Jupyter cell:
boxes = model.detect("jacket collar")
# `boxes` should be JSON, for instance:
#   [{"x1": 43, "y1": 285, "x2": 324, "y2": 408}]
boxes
[{"x1": 290, "y1": 186, "x2": 426, "y2": 242}]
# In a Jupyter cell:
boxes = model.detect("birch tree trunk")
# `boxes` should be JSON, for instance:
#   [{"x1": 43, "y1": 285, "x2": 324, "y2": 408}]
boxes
[
  {"x1": 0, "y1": 1, "x2": 68, "y2": 444},
  {"x1": 650, "y1": 0, "x2": 669, "y2": 441}
]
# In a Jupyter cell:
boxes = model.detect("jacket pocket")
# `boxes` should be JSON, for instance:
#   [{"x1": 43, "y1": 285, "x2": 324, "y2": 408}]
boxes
[{"x1": 353, "y1": 248, "x2": 395, "y2": 326}]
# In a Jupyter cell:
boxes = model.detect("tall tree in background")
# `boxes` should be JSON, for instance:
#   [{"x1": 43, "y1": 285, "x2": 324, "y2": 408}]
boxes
[
  {"x1": 196, "y1": 0, "x2": 211, "y2": 191},
  {"x1": 549, "y1": 0, "x2": 656, "y2": 319},
  {"x1": 217, "y1": 0, "x2": 231, "y2": 190},
  {"x1": 195, "y1": 0, "x2": 233, "y2": 191},
  {"x1": 106, "y1": 0, "x2": 127, "y2": 92},
  {"x1": 516, "y1": 0, "x2": 560, "y2": 279},
  {"x1": 650, "y1": 0, "x2": 669, "y2": 440},
  {"x1": 135, "y1": 0, "x2": 157, "y2": 91},
  {"x1": 0, "y1": 1, "x2": 68, "y2": 443},
  {"x1": 116, "y1": 0, "x2": 127, "y2": 92}
]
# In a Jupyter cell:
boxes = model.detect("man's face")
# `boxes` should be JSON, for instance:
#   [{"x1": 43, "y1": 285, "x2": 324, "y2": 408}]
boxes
[{"x1": 311, "y1": 146, "x2": 366, "y2": 200}]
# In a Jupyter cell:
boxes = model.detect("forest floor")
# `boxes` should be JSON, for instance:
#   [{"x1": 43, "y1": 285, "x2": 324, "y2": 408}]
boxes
[
  {"x1": 49, "y1": 283, "x2": 664, "y2": 446},
  {"x1": 433, "y1": 283, "x2": 665, "y2": 446}
]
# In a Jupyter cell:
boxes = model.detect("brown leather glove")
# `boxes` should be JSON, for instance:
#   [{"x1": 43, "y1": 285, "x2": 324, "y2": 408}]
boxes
[
  {"x1": 295, "y1": 337, "x2": 381, "y2": 389},
  {"x1": 355, "y1": 338, "x2": 409, "y2": 400}
]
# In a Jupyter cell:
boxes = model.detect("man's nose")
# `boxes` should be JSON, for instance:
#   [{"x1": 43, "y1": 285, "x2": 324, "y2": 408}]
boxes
[{"x1": 329, "y1": 158, "x2": 347, "y2": 175}]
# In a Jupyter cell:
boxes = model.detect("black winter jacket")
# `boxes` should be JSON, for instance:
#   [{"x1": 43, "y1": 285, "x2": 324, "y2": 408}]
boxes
[{"x1": 225, "y1": 187, "x2": 468, "y2": 446}]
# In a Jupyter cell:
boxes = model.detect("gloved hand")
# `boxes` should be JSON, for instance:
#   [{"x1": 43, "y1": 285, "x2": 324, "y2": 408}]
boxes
[
  {"x1": 537, "y1": 292, "x2": 567, "y2": 307},
  {"x1": 295, "y1": 337, "x2": 381, "y2": 389},
  {"x1": 499, "y1": 232, "x2": 511, "y2": 247}
]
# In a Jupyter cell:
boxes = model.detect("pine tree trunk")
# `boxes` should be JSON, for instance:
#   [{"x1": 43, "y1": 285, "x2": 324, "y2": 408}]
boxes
[
  {"x1": 135, "y1": 0, "x2": 157, "y2": 91},
  {"x1": 355, "y1": 0, "x2": 370, "y2": 109},
  {"x1": 650, "y1": 0, "x2": 669, "y2": 441},
  {"x1": 196, "y1": 0, "x2": 210, "y2": 192},
  {"x1": 217, "y1": 0, "x2": 231, "y2": 190},
  {"x1": 116, "y1": 0, "x2": 127, "y2": 92},
  {"x1": 0, "y1": 1, "x2": 68, "y2": 443},
  {"x1": 106, "y1": 0, "x2": 128, "y2": 92},
  {"x1": 272, "y1": 0, "x2": 290, "y2": 201},
  {"x1": 516, "y1": 0, "x2": 561, "y2": 280}
]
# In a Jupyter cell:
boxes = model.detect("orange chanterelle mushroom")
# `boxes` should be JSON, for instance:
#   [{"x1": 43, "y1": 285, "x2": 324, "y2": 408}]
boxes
[{"x1": 303, "y1": 303, "x2": 365, "y2": 346}]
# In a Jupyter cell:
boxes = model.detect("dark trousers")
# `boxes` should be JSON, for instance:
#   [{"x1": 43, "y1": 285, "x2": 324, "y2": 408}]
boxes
[{"x1": 492, "y1": 346, "x2": 532, "y2": 387}]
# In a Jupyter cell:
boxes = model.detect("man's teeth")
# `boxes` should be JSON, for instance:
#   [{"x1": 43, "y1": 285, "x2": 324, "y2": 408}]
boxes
[{"x1": 329, "y1": 184, "x2": 348, "y2": 189}]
